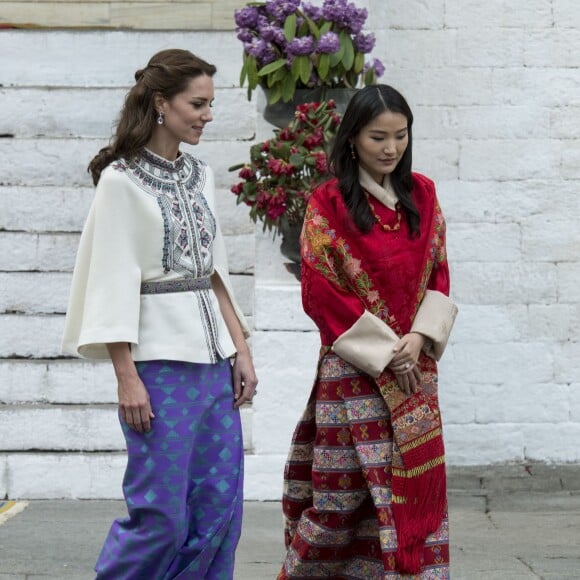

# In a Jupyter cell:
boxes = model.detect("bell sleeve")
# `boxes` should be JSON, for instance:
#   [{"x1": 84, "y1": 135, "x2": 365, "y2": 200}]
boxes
[
  {"x1": 62, "y1": 167, "x2": 143, "y2": 359},
  {"x1": 203, "y1": 166, "x2": 251, "y2": 339},
  {"x1": 301, "y1": 193, "x2": 400, "y2": 378},
  {"x1": 410, "y1": 202, "x2": 458, "y2": 360}
]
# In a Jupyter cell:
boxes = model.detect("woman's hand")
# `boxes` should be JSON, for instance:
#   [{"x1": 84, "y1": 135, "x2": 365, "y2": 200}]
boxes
[
  {"x1": 232, "y1": 350, "x2": 258, "y2": 409},
  {"x1": 117, "y1": 373, "x2": 155, "y2": 433},
  {"x1": 388, "y1": 332, "x2": 426, "y2": 396},
  {"x1": 106, "y1": 342, "x2": 154, "y2": 433}
]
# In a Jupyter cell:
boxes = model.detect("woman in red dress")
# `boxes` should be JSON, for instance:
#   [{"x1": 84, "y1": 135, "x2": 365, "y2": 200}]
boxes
[{"x1": 279, "y1": 85, "x2": 458, "y2": 579}]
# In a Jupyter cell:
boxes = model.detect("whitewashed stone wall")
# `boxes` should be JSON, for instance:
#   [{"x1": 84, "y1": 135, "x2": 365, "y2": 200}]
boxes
[{"x1": 1, "y1": 0, "x2": 580, "y2": 500}]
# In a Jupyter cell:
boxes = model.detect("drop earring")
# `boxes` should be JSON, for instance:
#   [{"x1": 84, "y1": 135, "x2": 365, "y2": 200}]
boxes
[
  {"x1": 350, "y1": 143, "x2": 357, "y2": 159},
  {"x1": 157, "y1": 111, "x2": 165, "y2": 125}
]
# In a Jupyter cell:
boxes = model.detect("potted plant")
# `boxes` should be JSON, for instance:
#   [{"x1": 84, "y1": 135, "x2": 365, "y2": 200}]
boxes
[
  {"x1": 234, "y1": 0, "x2": 385, "y2": 125},
  {"x1": 229, "y1": 100, "x2": 342, "y2": 272}
]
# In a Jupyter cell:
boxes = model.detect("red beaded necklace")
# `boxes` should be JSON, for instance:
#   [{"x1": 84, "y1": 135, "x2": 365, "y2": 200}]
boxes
[{"x1": 364, "y1": 190, "x2": 402, "y2": 232}]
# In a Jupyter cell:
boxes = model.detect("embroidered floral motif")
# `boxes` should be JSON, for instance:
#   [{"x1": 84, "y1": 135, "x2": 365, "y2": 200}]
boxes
[
  {"x1": 302, "y1": 204, "x2": 397, "y2": 328},
  {"x1": 413, "y1": 202, "x2": 447, "y2": 316}
]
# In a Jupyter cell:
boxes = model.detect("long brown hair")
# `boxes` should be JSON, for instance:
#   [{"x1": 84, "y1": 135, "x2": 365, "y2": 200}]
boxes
[{"x1": 88, "y1": 49, "x2": 216, "y2": 185}]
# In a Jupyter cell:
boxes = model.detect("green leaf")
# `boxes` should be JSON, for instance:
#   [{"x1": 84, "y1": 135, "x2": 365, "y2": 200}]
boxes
[
  {"x1": 278, "y1": 142, "x2": 292, "y2": 157},
  {"x1": 282, "y1": 73, "x2": 297, "y2": 102},
  {"x1": 317, "y1": 54, "x2": 330, "y2": 80},
  {"x1": 353, "y1": 52, "x2": 364, "y2": 75},
  {"x1": 247, "y1": 57, "x2": 259, "y2": 89},
  {"x1": 284, "y1": 13, "x2": 297, "y2": 42},
  {"x1": 271, "y1": 66, "x2": 287, "y2": 84},
  {"x1": 257, "y1": 58, "x2": 287, "y2": 77},
  {"x1": 329, "y1": 37, "x2": 346, "y2": 67},
  {"x1": 303, "y1": 15, "x2": 320, "y2": 39},
  {"x1": 297, "y1": 19, "x2": 309, "y2": 36},
  {"x1": 364, "y1": 68, "x2": 376, "y2": 86},
  {"x1": 341, "y1": 34, "x2": 355, "y2": 70},
  {"x1": 319, "y1": 21, "x2": 332, "y2": 35},
  {"x1": 289, "y1": 153, "x2": 305, "y2": 166},
  {"x1": 239, "y1": 57, "x2": 248, "y2": 88},
  {"x1": 298, "y1": 56, "x2": 312, "y2": 85},
  {"x1": 228, "y1": 163, "x2": 245, "y2": 172},
  {"x1": 291, "y1": 57, "x2": 302, "y2": 81},
  {"x1": 268, "y1": 84, "x2": 283, "y2": 104}
]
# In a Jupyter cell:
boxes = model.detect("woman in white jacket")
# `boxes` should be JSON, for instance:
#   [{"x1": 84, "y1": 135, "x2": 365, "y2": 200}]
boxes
[{"x1": 62, "y1": 48, "x2": 257, "y2": 579}]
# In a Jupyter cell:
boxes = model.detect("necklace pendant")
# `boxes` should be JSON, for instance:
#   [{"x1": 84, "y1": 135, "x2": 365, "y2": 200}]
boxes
[{"x1": 364, "y1": 190, "x2": 402, "y2": 232}]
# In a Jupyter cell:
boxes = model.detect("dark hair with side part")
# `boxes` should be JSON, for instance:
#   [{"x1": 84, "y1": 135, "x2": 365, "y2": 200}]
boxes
[
  {"x1": 88, "y1": 49, "x2": 217, "y2": 185},
  {"x1": 329, "y1": 84, "x2": 420, "y2": 236}
]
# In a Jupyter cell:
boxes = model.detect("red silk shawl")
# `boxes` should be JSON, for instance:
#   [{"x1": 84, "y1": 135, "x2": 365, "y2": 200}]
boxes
[{"x1": 301, "y1": 173, "x2": 450, "y2": 574}]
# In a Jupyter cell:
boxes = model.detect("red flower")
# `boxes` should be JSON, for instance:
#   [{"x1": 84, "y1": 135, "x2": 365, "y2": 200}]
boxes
[
  {"x1": 266, "y1": 187, "x2": 287, "y2": 219},
  {"x1": 231, "y1": 182, "x2": 244, "y2": 195},
  {"x1": 267, "y1": 203, "x2": 287, "y2": 220},
  {"x1": 278, "y1": 128, "x2": 295, "y2": 141},
  {"x1": 313, "y1": 151, "x2": 328, "y2": 173},
  {"x1": 228, "y1": 99, "x2": 342, "y2": 235},
  {"x1": 267, "y1": 158, "x2": 294, "y2": 176},
  {"x1": 239, "y1": 166, "x2": 255, "y2": 180},
  {"x1": 304, "y1": 128, "x2": 324, "y2": 148}
]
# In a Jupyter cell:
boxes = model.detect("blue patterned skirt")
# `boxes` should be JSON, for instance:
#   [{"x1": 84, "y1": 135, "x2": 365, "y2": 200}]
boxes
[{"x1": 95, "y1": 358, "x2": 244, "y2": 579}]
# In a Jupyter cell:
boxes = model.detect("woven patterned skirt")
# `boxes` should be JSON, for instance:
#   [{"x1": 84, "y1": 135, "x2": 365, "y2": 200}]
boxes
[
  {"x1": 96, "y1": 358, "x2": 244, "y2": 580},
  {"x1": 280, "y1": 353, "x2": 449, "y2": 579}
]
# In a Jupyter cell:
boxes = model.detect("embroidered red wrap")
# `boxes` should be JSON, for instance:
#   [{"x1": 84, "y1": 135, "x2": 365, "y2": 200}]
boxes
[{"x1": 300, "y1": 174, "x2": 450, "y2": 573}]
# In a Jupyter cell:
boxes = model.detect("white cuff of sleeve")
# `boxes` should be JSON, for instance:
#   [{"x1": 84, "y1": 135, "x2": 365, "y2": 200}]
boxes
[
  {"x1": 332, "y1": 310, "x2": 400, "y2": 378},
  {"x1": 411, "y1": 290, "x2": 458, "y2": 360}
]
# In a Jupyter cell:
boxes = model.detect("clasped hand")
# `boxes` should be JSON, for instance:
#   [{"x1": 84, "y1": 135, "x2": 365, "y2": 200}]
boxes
[{"x1": 388, "y1": 332, "x2": 425, "y2": 396}]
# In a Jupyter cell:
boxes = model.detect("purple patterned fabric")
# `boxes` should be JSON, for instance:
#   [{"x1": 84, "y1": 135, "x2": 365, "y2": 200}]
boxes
[{"x1": 95, "y1": 359, "x2": 244, "y2": 579}]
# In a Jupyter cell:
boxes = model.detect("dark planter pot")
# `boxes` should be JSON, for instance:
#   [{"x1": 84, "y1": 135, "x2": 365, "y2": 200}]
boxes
[
  {"x1": 279, "y1": 220, "x2": 303, "y2": 280},
  {"x1": 263, "y1": 87, "x2": 358, "y2": 129}
]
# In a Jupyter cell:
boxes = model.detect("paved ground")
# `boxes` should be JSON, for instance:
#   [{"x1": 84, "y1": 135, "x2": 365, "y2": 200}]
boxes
[{"x1": 1, "y1": 465, "x2": 579, "y2": 579}]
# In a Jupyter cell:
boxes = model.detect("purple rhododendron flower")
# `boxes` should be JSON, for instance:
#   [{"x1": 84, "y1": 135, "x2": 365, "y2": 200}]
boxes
[
  {"x1": 266, "y1": 0, "x2": 301, "y2": 23},
  {"x1": 245, "y1": 38, "x2": 274, "y2": 63},
  {"x1": 302, "y1": 2, "x2": 323, "y2": 20},
  {"x1": 365, "y1": 58, "x2": 385, "y2": 78},
  {"x1": 287, "y1": 36, "x2": 315, "y2": 56},
  {"x1": 234, "y1": 6, "x2": 259, "y2": 28},
  {"x1": 261, "y1": 47, "x2": 278, "y2": 65},
  {"x1": 257, "y1": 14, "x2": 270, "y2": 29},
  {"x1": 322, "y1": 0, "x2": 350, "y2": 28},
  {"x1": 317, "y1": 31, "x2": 340, "y2": 54},
  {"x1": 354, "y1": 32, "x2": 375, "y2": 53},
  {"x1": 346, "y1": 6, "x2": 367, "y2": 34},
  {"x1": 237, "y1": 0, "x2": 384, "y2": 100},
  {"x1": 259, "y1": 23, "x2": 286, "y2": 44},
  {"x1": 236, "y1": 28, "x2": 254, "y2": 43}
]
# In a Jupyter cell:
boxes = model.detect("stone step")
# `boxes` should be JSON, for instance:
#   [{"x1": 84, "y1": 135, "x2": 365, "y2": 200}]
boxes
[
  {"x1": 0, "y1": 87, "x2": 255, "y2": 141},
  {"x1": 0, "y1": 30, "x2": 243, "y2": 88},
  {"x1": 0, "y1": 404, "x2": 253, "y2": 452}
]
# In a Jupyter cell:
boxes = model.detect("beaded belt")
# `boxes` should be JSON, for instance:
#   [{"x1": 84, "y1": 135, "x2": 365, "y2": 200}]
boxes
[{"x1": 140, "y1": 277, "x2": 211, "y2": 295}]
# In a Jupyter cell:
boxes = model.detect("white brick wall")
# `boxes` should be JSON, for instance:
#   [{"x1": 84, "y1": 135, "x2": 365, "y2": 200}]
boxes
[{"x1": 1, "y1": 0, "x2": 579, "y2": 499}]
